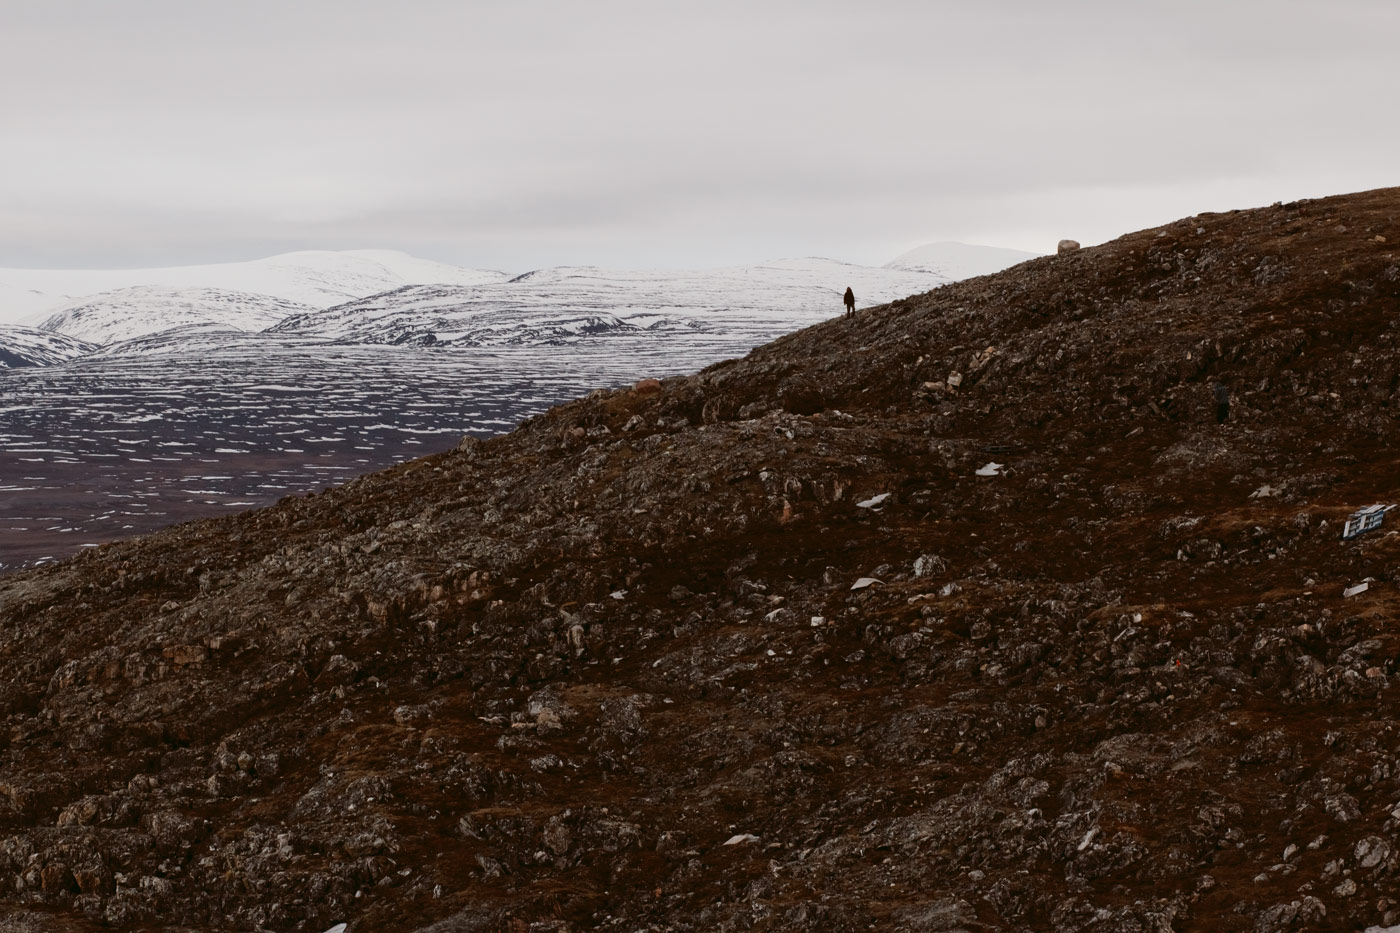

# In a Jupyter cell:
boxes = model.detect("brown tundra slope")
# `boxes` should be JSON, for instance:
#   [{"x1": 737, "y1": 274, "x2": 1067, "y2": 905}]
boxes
[{"x1": 5, "y1": 188, "x2": 1400, "y2": 933}]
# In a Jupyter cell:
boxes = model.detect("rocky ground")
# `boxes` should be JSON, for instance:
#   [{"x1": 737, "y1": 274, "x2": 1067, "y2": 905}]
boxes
[{"x1": 4, "y1": 188, "x2": 1400, "y2": 931}]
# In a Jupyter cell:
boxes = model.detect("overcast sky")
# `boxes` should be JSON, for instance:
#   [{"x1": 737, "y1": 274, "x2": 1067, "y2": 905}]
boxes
[{"x1": 1, "y1": 0, "x2": 1397, "y2": 272}]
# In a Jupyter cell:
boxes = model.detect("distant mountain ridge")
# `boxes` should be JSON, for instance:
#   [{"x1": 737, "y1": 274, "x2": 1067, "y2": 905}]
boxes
[
  {"x1": 0, "y1": 243, "x2": 1039, "y2": 361},
  {"x1": 0, "y1": 325, "x2": 95, "y2": 368},
  {"x1": 0, "y1": 249, "x2": 509, "y2": 326},
  {"x1": 37, "y1": 286, "x2": 315, "y2": 346},
  {"x1": 270, "y1": 258, "x2": 949, "y2": 347}
]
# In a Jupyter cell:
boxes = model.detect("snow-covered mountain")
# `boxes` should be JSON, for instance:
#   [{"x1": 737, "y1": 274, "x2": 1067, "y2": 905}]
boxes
[
  {"x1": 271, "y1": 259, "x2": 945, "y2": 347},
  {"x1": 886, "y1": 241, "x2": 1042, "y2": 279},
  {"x1": 87, "y1": 323, "x2": 277, "y2": 358},
  {"x1": 274, "y1": 284, "x2": 702, "y2": 347},
  {"x1": 3, "y1": 246, "x2": 1026, "y2": 359},
  {"x1": 0, "y1": 325, "x2": 95, "y2": 368},
  {"x1": 37, "y1": 286, "x2": 317, "y2": 346},
  {"x1": 0, "y1": 250, "x2": 509, "y2": 326}
]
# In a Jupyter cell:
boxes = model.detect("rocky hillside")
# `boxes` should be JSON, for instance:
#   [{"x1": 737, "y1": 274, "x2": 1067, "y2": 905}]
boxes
[{"x1": 4, "y1": 188, "x2": 1400, "y2": 932}]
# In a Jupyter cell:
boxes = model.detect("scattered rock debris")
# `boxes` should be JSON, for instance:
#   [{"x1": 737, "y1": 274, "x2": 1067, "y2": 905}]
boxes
[{"x1": 4, "y1": 188, "x2": 1400, "y2": 930}]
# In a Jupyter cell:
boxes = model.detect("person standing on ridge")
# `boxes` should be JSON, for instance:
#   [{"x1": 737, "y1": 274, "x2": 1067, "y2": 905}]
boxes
[
  {"x1": 1214, "y1": 382, "x2": 1231, "y2": 424},
  {"x1": 844, "y1": 286, "x2": 856, "y2": 319}
]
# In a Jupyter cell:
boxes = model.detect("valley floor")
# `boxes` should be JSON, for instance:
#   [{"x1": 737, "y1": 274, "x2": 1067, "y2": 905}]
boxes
[{"x1": 0, "y1": 334, "x2": 771, "y2": 570}]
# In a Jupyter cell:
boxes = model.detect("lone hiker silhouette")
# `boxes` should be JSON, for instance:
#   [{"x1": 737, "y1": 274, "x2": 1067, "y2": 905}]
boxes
[
  {"x1": 844, "y1": 286, "x2": 855, "y2": 319},
  {"x1": 1214, "y1": 382, "x2": 1231, "y2": 424}
]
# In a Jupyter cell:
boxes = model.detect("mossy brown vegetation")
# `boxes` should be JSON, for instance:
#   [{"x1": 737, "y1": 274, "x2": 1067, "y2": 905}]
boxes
[{"x1": 5, "y1": 189, "x2": 1400, "y2": 930}]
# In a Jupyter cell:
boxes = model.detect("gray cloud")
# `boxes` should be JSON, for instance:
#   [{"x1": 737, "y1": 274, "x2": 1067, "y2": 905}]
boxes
[{"x1": 2, "y1": 0, "x2": 1397, "y2": 271}]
